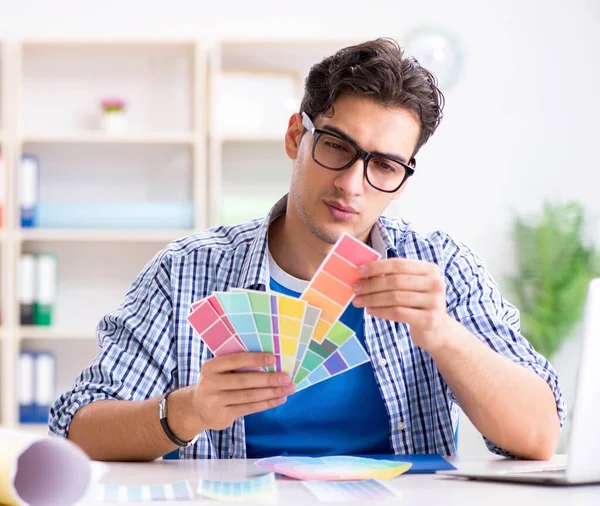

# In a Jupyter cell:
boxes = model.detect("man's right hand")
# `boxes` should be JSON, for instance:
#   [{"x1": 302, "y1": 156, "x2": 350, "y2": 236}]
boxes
[{"x1": 190, "y1": 353, "x2": 295, "y2": 431}]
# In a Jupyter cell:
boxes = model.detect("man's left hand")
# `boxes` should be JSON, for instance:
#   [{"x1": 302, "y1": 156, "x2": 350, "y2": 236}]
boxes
[{"x1": 352, "y1": 258, "x2": 452, "y2": 352}]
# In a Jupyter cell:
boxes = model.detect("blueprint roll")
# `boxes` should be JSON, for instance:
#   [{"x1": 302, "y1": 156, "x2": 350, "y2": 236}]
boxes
[
  {"x1": 19, "y1": 254, "x2": 35, "y2": 326},
  {"x1": 0, "y1": 428, "x2": 101, "y2": 506},
  {"x1": 19, "y1": 154, "x2": 39, "y2": 228}
]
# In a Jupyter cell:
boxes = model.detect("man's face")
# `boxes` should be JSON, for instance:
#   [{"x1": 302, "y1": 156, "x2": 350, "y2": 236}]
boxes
[{"x1": 284, "y1": 94, "x2": 421, "y2": 245}]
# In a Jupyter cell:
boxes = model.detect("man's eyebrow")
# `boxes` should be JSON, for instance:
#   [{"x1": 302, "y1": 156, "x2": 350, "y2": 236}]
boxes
[{"x1": 320, "y1": 124, "x2": 408, "y2": 163}]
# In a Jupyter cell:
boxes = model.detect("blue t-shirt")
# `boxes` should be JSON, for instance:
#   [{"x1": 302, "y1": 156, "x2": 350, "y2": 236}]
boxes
[{"x1": 245, "y1": 274, "x2": 393, "y2": 458}]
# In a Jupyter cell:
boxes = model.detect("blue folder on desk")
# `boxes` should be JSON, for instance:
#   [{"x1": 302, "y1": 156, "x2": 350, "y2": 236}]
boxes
[{"x1": 360, "y1": 454, "x2": 456, "y2": 474}]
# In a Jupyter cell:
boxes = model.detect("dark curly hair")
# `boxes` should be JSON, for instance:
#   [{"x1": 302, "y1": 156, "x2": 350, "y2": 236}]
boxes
[{"x1": 300, "y1": 38, "x2": 445, "y2": 156}]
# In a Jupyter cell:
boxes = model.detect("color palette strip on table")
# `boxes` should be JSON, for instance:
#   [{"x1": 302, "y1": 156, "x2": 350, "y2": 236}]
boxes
[
  {"x1": 295, "y1": 334, "x2": 371, "y2": 392},
  {"x1": 300, "y1": 233, "x2": 381, "y2": 344},
  {"x1": 94, "y1": 481, "x2": 193, "y2": 502},
  {"x1": 256, "y1": 456, "x2": 412, "y2": 481},
  {"x1": 302, "y1": 480, "x2": 401, "y2": 503},
  {"x1": 197, "y1": 472, "x2": 277, "y2": 502}
]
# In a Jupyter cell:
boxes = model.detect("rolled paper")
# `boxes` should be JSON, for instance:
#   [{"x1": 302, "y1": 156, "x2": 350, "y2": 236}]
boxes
[{"x1": 0, "y1": 428, "x2": 96, "y2": 506}]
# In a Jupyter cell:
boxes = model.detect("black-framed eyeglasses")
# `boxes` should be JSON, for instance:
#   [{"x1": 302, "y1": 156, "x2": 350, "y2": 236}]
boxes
[{"x1": 301, "y1": 112, "x2": 416, "y2": 193}]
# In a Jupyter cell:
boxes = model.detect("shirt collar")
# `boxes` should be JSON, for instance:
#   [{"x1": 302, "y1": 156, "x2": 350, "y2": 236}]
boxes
[{"x1": 238, "y1": 194, "x2": 400, "y2": 289}]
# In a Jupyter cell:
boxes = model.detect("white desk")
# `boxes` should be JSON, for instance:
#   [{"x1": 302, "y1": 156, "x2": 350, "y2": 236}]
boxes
[{"x1": 82, "y1": 456, "x2": 600, "y2": 505}]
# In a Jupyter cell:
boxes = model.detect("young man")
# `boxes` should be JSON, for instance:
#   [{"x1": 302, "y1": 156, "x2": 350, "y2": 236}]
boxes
[{"x1": 50, "y1": 38, "x2": 564, "y2": 461}]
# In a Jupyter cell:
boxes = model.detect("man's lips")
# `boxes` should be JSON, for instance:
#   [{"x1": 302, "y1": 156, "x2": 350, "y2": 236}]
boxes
[{"x1": 324, "y1": 201, "x2": 358, "y2": 214}]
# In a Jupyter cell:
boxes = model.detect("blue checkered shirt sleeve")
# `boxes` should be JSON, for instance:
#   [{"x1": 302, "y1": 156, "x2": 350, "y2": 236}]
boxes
[
  {"x1": 49, "y1": 250, "x2": 177, "y2": 437},
  {"x1": 442, "y1": 233, "x2": 566, "y2": 456}
]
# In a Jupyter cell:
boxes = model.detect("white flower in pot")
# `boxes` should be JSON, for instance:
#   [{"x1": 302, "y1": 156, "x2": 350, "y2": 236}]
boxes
[{"x1": 101, "y1": 98, "x2": 127, "y2": 133}]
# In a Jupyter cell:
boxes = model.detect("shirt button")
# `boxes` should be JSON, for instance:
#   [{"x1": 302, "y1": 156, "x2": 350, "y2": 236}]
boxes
[
  {"x1": 398, "y1": 422, "x2": 407, "y2": 430},
  {"x1": 378, "y1": 358, "x2": 387, "y2": 367}
]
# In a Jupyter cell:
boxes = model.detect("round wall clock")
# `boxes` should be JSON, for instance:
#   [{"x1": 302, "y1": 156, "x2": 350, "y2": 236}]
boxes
[{"x1": 403, "y1": 27, "x2": 463, "y2": 90}]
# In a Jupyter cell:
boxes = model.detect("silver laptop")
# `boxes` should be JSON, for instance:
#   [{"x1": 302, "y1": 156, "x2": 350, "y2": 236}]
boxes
[{"x1": 438, "y1": 278, "x2": 600, "y2": 485}]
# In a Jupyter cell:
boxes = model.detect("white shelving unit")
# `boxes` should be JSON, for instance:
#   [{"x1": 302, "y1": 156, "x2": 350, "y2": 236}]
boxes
[
  {"x1": 207, "y1": 39, "x2": 361, "y2": 227},
  {"x1": 0, "y1": 37, "x2": 363, "y2": 433},
  {"x1": 0, "y1": 39, "x2": 207, "y2": 431},
  {"x1": 0, "y1": 39, "x2": 16, "y2": 430}
]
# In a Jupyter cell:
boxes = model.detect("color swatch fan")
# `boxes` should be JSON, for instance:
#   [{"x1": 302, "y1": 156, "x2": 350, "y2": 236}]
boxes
[
  {"x1": 187, "y1": 233, "x2": 381, "y2": 390},
  {"x1": 255, "y1": 456, "x2": 412, "y2": 481}
]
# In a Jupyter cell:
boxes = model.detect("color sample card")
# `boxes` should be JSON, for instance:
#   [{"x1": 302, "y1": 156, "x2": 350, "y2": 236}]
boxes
[
  {"x1": 187, "y1": 297, "x2": 248, "y2": 357},
  {"x1": 256, "y1": 456, "x2": 412, "y2": 481},
  {"x1": 292, "y1": 305, "x2": 321, "y2": 379},
  {"x1": 293, "y1": 320, "x2": 356, "y2": 385},
  {"x1": 295, "y1": 335, "x2": 370, "y2": 392},
  {"x1": 214, "y1": 292, "x2": 263, "y2": 353},
  {"x1": 94, "y1": 481, "x2": 193, "y2": 501},
  {"x1": 207, "y1": 296, "x2": 249, "y2": 349},
  {"x1": 231, "y1": 288, "x2": 280, "y2": 372},
  {"x1": 303, "y1": 480, "x2": 401, "y2": 502},
  {"x1": 233, "y1": 288, "x2": 321, "y2": 377},
  {"x1": 197, "y1": 472, "x2": 277, "y2": 503},
  {"x1": 300, "y1": 234, "x2": 381, "y2": 343},
  {"x1": 275, "y1": 293, "x2": 308, "y2": 375}
]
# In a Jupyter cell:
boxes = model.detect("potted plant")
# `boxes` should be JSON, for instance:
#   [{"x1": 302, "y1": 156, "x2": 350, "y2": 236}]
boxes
[
  {"x1": 508, "y1": 201, "x2": 600, "y2": 359},
  {"x1": 100, "y1": 97, "x2": 127, "y2": 133}
]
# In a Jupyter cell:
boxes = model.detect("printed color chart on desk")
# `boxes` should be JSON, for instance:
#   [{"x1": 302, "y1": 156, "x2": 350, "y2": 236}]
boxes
[
  {"x1": 94, "y1": 481, "x2": 193, "y2": 502},
  {"x1": 197, "y1": 473, "x2": 277, "y2": 502},
  {"x1": 300, "y1": 233, "x2": 381, "y2": 343},
  {"x1": 303, "y1": 480, "x2": 401, "y2": 502}
]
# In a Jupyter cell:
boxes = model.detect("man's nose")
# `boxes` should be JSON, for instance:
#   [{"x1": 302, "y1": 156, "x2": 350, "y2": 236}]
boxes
[{"x1": 333, "y1": 158, "x2": 366, "y2": 196}]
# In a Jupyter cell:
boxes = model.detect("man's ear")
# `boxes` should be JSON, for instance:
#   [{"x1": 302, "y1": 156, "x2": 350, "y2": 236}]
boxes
[{"x1": 284, "y1": 113, "x2": 303, "y2": 160}]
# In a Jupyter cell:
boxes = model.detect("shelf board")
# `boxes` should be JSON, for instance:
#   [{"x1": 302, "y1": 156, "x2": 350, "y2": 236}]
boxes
[
  {"x1": 17, "y1": 228, "x2": 194, "y2": 243},
  {"x1": 22, "y1": 39, "x2": 197, "y2": 49},
  {"x1": 21, "y1": 132, "x2": 198, "y2": 145},
  {"x1": 216, "y1": 133, "x2": 283, "y2": 143},
  {"x1": 18, "y1": 423, "x2": 50, "y2": 435},
  {"x1": 19, "y1": 326, "x2": 97, "y2": 340}
]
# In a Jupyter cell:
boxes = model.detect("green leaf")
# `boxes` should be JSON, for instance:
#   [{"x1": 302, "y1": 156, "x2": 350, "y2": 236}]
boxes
[{"x1": 506, "y1": 201, "x2": 599, "y2": 359}]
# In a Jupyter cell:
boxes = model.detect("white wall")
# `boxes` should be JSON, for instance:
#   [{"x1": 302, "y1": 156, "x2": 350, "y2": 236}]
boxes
[
  {"x1": 1, "y1": 0, "x2": 596, "y2": 277},
  {"x1": 1, "y1": 0, "x2": 598, "y2": 456}
]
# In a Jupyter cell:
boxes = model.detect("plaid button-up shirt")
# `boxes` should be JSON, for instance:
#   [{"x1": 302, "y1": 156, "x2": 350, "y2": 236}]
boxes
[{"x1": 50, "y1": 196, "x2": 565, "y2": 458}]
